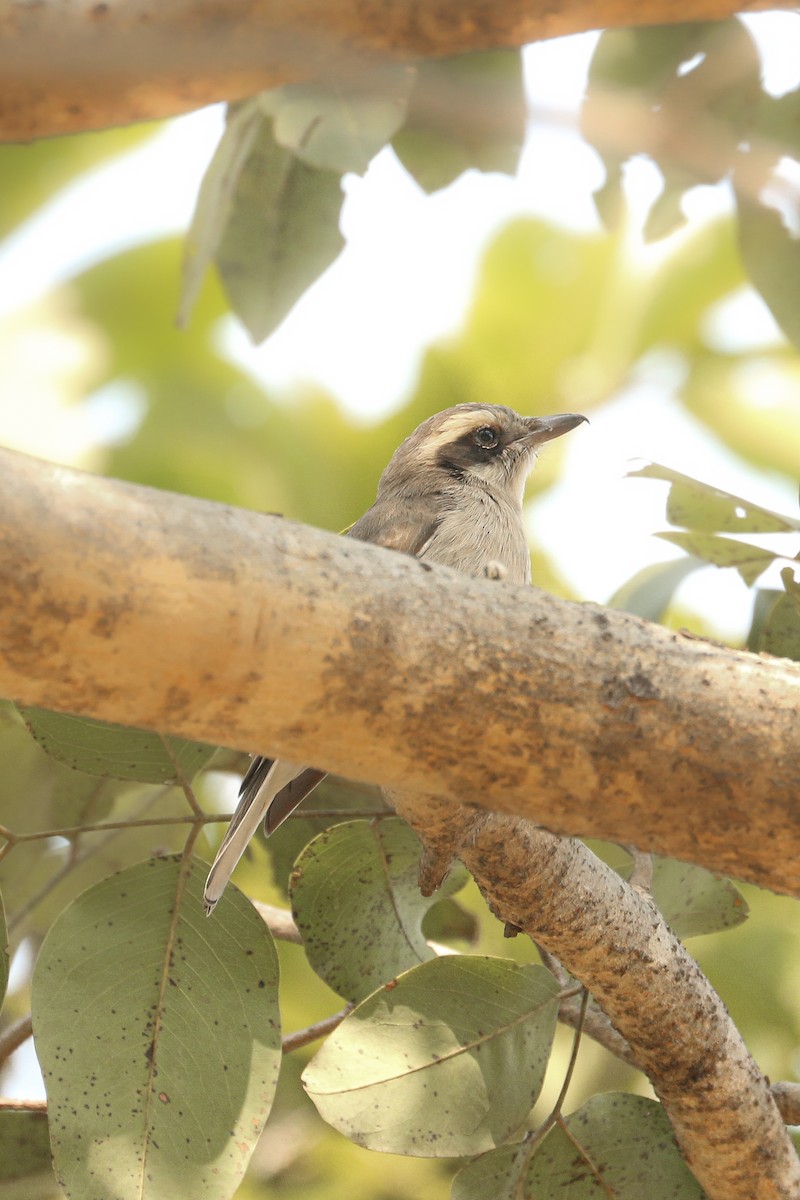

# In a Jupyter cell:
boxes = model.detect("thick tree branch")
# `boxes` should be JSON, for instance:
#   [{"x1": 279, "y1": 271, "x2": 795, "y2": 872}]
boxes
[
  {"x1": 388, "y1": 795, "x2": 800, "y2": 1200},
  {"x1": 0, "y1": 0, "x2": 790, "y2": 141},
  {"x1": 2, "y1": 449, "x2": 798, "y2": 1194},
  {"x1": 1, "y1": 447, "x2": 799, "y2": 896}
]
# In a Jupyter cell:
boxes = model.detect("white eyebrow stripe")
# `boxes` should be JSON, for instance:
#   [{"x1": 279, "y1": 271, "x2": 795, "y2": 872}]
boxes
[{"x1": 420, "y1": 410, "x2": 502, "y2": 456}]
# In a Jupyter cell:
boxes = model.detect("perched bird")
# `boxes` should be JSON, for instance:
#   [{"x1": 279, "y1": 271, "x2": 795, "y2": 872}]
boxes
[{"x1": 203, "y1": 403, "x2": 586, "y2": 914}]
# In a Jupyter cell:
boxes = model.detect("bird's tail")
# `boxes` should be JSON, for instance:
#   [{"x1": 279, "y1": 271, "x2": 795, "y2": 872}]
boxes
[{"x1": 203, "y1": 758, "x2": 304, "y2": 915}]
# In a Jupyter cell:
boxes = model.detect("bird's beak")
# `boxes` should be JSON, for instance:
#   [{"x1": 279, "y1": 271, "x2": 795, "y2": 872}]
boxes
[{"x1": 521, "y1": 413, "x2": 588, "y2": 446}]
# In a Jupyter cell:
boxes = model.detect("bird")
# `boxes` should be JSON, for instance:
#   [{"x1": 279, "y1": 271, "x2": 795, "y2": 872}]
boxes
[{"x1": 203, "y1": 403, "x2": 586, "y2": 914}]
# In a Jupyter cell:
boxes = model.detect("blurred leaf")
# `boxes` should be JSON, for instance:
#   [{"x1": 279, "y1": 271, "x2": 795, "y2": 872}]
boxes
[
  {"x1": 651, "y1": 858, "x2": 748, "y2": 939},
  {"x1": 179, "y1": 99, "x2": 265, "y2": 330},
  {"x1": 303, "y1": 957, "x2": 558, "y2": 1157},
  {"x1": 736, "y1": 185, "x2": 800, "y2": 352},
  {"x1": 422, "y1": 896, "x2": 478, "y2": 945},
  {"x1": 218, "y1": 113, "x2": 344, "y2": 342},
  {"x1": 0, "y1": 891, "x2": 7, "y2": 1007},
  {"x1": 609, "y1": 556, "x2": 705, "y2": 621},
  {"x1": 656, "y1": 531, "x2": 779, "y2": 585},
  {"x1": 17, "y1": 706, "x2": 216, "y2": 784},
  {"x1": 0, "y1": 124, "x2": 157, "y2": 243},
  {"x1": 630, "y1": 463, "x2": 800, "y2": 532},
  {"x1": 452, "y1": 1094, "x2": 705, "y2": 1199},
  {"x1": 752, "y1": 588, "x2": 800, "y2": 661},
  {"x1": 0, "y1": 1112, "x2": 54, "y2": 1198},
  {"x1": 680, "y1": 349, "x2": 800, "y2": 481},
  {"x1": 290, "y1": 819, "x2": 468, "y2": 1002},
  {"x1": 181, "y1": 102, "x2": 345, "y2": 342},
  {"x1": 584, "y1": 20, "x2": 760, "y2": 238},
  {"x1": 265, "y1": 66, "x2": 414, "y2": 174},
  {"x1": 393, "y1": 50, "x2": 525, "y2": 193},
  {"x1": 32, "y1": 857, "x2": 281, "y2": 1200}
]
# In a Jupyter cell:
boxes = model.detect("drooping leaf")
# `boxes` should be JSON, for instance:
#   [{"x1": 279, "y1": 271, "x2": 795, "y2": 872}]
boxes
[
  {"x1": 179, "y1": 99, "x2": 265, "y2": 329},
  {"x1": 629, "y1": 463, "x2": 800, "y2": 532},
  {"x1": 736, "y1": 183, "x2": 800, "y2": 352},
  {"x1": 265, "y1": 66, "x2": 415, "y2": 175},
  {"x1": 32, "y1": 857, "x2": 281, "y2": 1200},
  {"x1": 16, "y1": 706, "x2": 216, "y2": 784},
  {"x1": 214, "y1": 112, "x2": 345, "y2": 342},
  {"x1": 393, "y1": 50, "x2": 526, "y2": 193},
  {"x1": 656, "y1": 531, "x2": 779, "y2": 586},
  {"x1": 303, "y1": 956, "x2": 558, "y2": 1157},
  {"x1": 290, "y1": 818, "x2": 468, "y2": 1002},
  {"x1": 180, "y1": 101, "x2": 346, "y2": 342},
  {"x1": 453, "y1": 1094, "x2": 705, "y2": 1199}
]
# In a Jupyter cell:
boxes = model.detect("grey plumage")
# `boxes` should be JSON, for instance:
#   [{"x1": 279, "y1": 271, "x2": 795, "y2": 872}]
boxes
[{"x1": 203, "y1": 403, "x2": 586, "y2": 914}]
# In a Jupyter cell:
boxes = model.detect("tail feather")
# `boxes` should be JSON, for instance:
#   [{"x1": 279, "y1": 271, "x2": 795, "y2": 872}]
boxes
[{"x1": 203, "y1": 758, "x2": 304, "y2": 915}]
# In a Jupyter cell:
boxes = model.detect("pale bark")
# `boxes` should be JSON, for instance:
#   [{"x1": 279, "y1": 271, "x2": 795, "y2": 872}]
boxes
[
  {"x1": 0, "y1": 0, "x2": 791, "y2": 141},
  {"x1": 391, "y1": 795, "x2": 800, "y2": 1200},
  {"x1": 1, "y1": 447, "x2": 798, "y2": 895},
  {"x1": 2, "y1": 446, "x2": 800, "y2": 1197}
]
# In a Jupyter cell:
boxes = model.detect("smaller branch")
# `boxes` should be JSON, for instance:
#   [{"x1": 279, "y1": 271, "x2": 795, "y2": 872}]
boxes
[
  {"x1": 0, "y1": 1098, "x2": 47, "y2": 1112},
  {"x1": 282, "y1": 1006, "x2": 353, "y2": 1054},
  {"x1": 627, "y1": 848, "x2": 653, "y2": 892},
  {"x1": 0, "y1": 1015, "x2": 33, "y2": 1067},
  {"x1": 771, "y1": 1082, "x2": 800, "y2": 1127},
  {"x1": 6, "y1": 812, "x2": 233, "y2": 842}
]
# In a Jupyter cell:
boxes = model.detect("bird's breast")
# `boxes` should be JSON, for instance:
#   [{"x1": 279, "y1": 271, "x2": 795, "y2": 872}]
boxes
[{"x1": 420, "y1": 492, "x2": 531, "y2": 585}]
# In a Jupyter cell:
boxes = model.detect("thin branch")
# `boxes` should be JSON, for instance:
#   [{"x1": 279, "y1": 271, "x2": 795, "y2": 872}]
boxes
[
  {"x1": 282, "y1": 1006, "x2": 353, "y2": 1054},
  {"x1": 0, "y1": 1015, "x2": 33, "y2": 1067},
  {"x1": 0, "y1": 1098, "x2": 47, "y2": 1112}
]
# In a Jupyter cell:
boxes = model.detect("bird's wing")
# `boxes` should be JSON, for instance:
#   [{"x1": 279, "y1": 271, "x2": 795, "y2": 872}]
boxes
[
  {"x1": 347, "y1": 500, "x2": 442, "y2": 558},
  {"x1": 203, "y1": 757, "x2": 305, "y2": 914}
]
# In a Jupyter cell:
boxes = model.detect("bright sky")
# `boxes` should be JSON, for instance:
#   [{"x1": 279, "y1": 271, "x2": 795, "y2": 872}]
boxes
[{"x1": 2, "y1": 13, "x2": 800, "y2": 1103}]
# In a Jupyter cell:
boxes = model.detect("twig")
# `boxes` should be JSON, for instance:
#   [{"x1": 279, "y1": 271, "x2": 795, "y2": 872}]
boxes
[
  {"x1": 282, "y1": 1006, "x2": 353, "y2": 1054},
  {"x1": 0, "y1": 1015, "x2": 33, "y2": 1066},
  {"x1": 0, "y1": 1098, "x2": 47, "y2": 1112}
]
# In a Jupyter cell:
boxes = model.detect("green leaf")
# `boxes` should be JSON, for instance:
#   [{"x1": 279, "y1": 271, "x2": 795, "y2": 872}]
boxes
[
  {"x1": 656, "y1": 531, "x2": 778, "y2": 586},
  {"x1": 179, "y1": 99, "x2": 265, "y2": 330},
  {"x1": 0, "y1": 1111, "x2": 54, "y2": 1197},
  {"x1": 736, "y1": 184, "x2": 800, "y2": 351},
  {"x1": 609, "y1": 557, "x2": 705, "y2": 621},
  {"x1": 264, "y1": 66, "x2": 414, "y2": 174},
  {"x1": 16, "y1": 706, "x2": 216, "y2": 784},
  {"x1": 303, "y1": 956, "x2": 558, "y2": 1157},
  {"x1": 629, "y1": 463, "x2": 800, "y2": 532},
  {"x1": 453, "y1": 1093, "x2": 705, "y2": 1199},
  {"x1": 32, "y1": 857, "x2": 281, "y2": 1200},
  {"x1": 181, "y1": 101, "x2": 346, "y2": 342},
  {"x1": 290, "y1": 818, "x2": 468, "y2": 1002},
  {"x1": 393, "y1": 50, "x2": 525, "y2": 193},
  {"x1": 215, "y1": 112, "x2": 345, "y2": 341},
  {"x1": 650, "y1": 858, "x2": 748, "y2": 939}
]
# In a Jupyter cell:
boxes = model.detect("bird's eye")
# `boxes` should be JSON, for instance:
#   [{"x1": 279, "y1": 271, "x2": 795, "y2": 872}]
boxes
[{"x1": 474, "y1": 426, "x2": 499, "y2": 449}]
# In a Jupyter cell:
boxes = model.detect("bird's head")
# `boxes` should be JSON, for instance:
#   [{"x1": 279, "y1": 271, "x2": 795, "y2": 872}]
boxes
[{"x1": 382, "y1": 404, "x2": 587, "y2": 506}]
